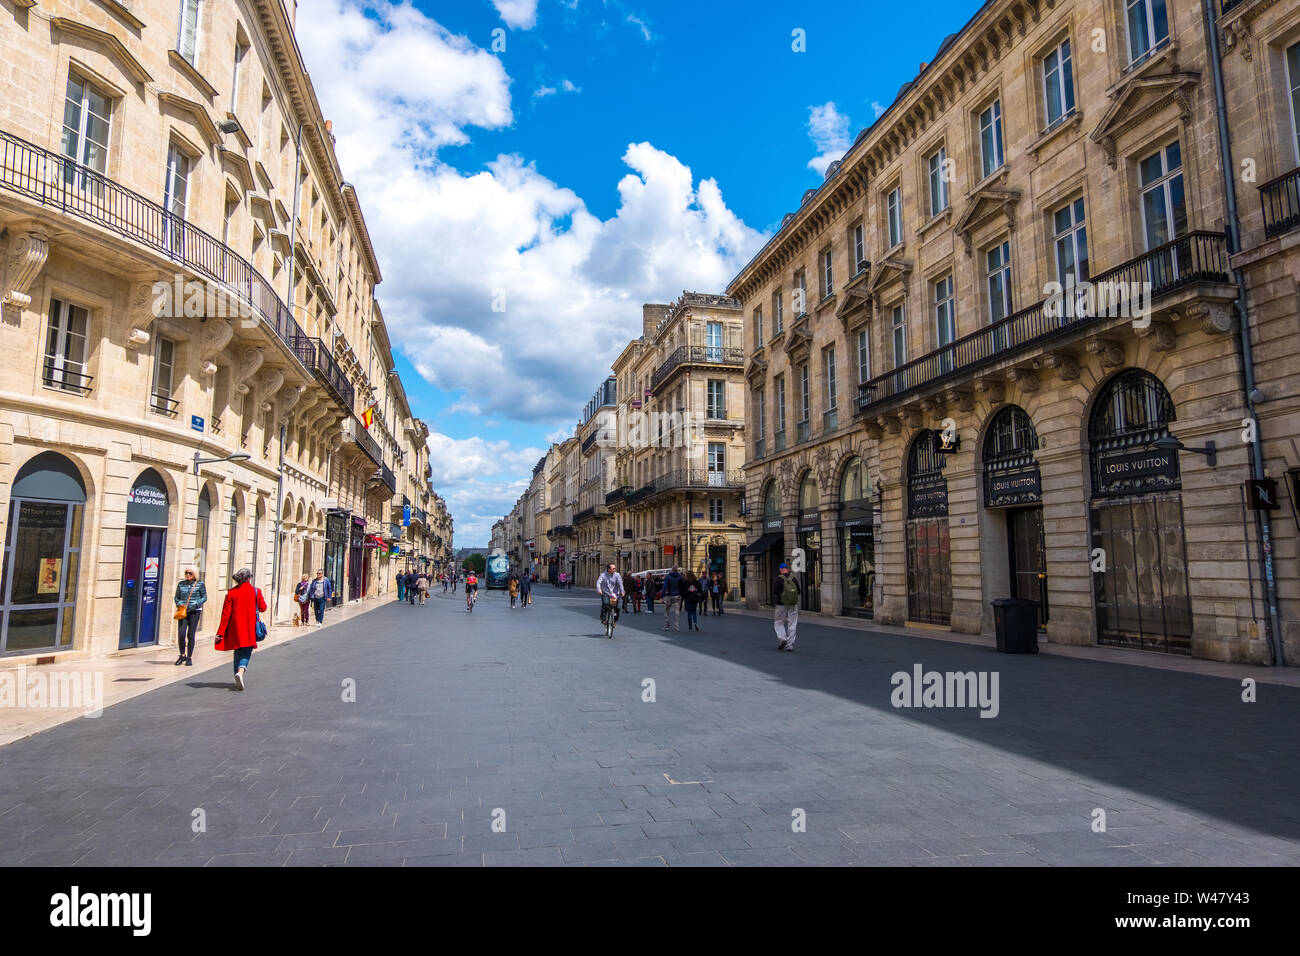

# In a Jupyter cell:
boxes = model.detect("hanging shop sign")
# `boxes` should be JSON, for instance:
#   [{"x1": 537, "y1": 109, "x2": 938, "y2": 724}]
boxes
[{"x1": 1093, "y1": 447, "x2": 1179, "y2": 496}]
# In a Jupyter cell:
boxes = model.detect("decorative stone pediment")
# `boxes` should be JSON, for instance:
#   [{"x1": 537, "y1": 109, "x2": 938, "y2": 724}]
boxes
[
  {"x1": 157, "y1": 91, "x2": 221, "y2": 147},
  {"x1": 866, "y1": 255, "x2": 911, "y2": 307},
  {"x1": 835, "y1": 280, "x2": 873, "y2": 331},
  {"x1": 1090, "y1": 71, "x2": 1200, "y2": 169},
  {"x1": 782, "y1": 322, "x2": 813, "y2": 364},
  {"x1": 1, "y1": 230, "x2": 49, "y2": 324},
  {"x1": 49, "y1": 17, "x2": 152, "y2": 85},
  {"x1": 953, "y1": 187, "x2": 1021, "y2": 256},
  {"x1": 744, "y1": 355, "x2": 768, "y2": 386}
]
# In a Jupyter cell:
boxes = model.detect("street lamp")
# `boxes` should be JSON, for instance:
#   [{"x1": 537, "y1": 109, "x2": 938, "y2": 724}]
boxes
[
  {"x1": 1147, "y1": 433, "x2": 1216, "y2": 467},
  {"x1": 193, "y1": 451, "x2": 251, "y2": 474}
]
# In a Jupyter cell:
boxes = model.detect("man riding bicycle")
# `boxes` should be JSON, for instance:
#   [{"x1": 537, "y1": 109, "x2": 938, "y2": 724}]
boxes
[
  {"x1": 596, "y1": 563, "x2": 624, "y2": 635},
  {"x1": 464, "y1": 572, "x2": 479, "y2": 611}
]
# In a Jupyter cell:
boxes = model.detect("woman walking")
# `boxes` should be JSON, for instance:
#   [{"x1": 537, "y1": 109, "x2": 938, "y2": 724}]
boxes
[
  {"x1": 172, "y1": 566, "x2": 207, "y2": 666},
  {"x1": 683, "y1": 571, "x2": 703, "y2": 632},
  {"x1": 711, "y1": 573, "x2": 724, "y2": 615},
  {"x1": 215, "y1": 568, "x2": 266, "y2": 691},
  {"x1": 508, "y1": 572, "x2": 519, "y2": 608},
  {"x1": 294, "y1": 574, "x2": 311, "y2": 625},
  {"x1": 416, "y1": 572, "x2": 429, "y2": 606}
]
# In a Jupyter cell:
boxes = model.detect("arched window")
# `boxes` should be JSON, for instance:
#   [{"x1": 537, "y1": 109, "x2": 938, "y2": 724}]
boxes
[
  {"x1": 1089, "y1": 369, "x2": 1179, "y2": 496},
  {"x1": 799, "y1": 471, "x2": 820, "y2": 511},
  {"x1": 763, "y1": 480, "x2": 780, "y2": 521},
  {"x1": 983, "y1": 406, "x2": 1041, "y2": 507},
  {"x1": 195, "y1": 487, "x2": 212, "y2": 581},
  {"x1": 227, "y1": 494, "x2": 243, "y2": 581},
  {"x1": 907, "y1": 429, "x2": 948, "y2": 518},
  {"x1": 2, "y1": 452, "x2": 87, "y2": 652},
  {"x1": 839, "y1": 456, "x2": 870, "y2": 504}
]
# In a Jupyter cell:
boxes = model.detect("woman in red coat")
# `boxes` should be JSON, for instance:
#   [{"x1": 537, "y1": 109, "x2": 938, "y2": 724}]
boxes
[{"x1": 216, "y1": 568, "x2": 267, "y2": 691}]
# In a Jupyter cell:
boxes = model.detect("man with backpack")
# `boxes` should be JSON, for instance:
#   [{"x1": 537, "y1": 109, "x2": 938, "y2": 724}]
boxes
[{"x1": 772, "y1": 562, "x2": 800, "y2": 651}]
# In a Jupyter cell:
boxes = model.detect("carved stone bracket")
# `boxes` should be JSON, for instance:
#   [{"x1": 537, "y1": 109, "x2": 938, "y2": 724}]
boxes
[
  {"x1": 1044, "y1": 351, "x2": 1080, "y2": 381},
  {"x1": 898, "y1": 406, "x2": 923, "y2": 430},
  {"x1": 976, "y1": 376, "x2": 1005, "y2": 406},
  {"x1": 200, "y1": 318, "x2": 234, "y2": 374},
  {"x1": 920, "y1": 395, "x2": 946, "y2": 420},
  {"x1": 1135, "y1": 320, "x2": 1176, "y2": 351},
  {"x1": 1174, "y1": 301, "x2": 1234, "y2": 336},
  {"x1": 864, "y1": 420, "x2": 884, "y2": 440},
  {"x1": 2, "y1": 230, "x2": 49, "y2": 323},
  {"x1": 943, "y1": 386, "x2": 974, "y2": 412},
  {"x1": 1086, "y1": 336, "x2": 1124, "y2": 367},
  {"x1": 1221, "y1": 17, "x2": 1252, "y2": 62},
  {"x1": 1010, "y1": 367, "x2": 1040, "y2": 393},
  {"x1": 277, "y1": 384, "x2": 308, "y2": 423},
  {"x1": 257, "y1": 367, "x2": 285, "y2": 412},
  {"x1": 125, "y1": 280, "x2": 158, "y2": 350},
  {"x1": 878, "y1": 414, "x2": 901, "y2": 436}
]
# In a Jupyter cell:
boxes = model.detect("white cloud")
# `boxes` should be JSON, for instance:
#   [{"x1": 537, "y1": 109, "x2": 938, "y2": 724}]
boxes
[
  {"x1": 297, "y1": 0, "x2": 765, "y2": 539},
  {"x1": 626, "y1": 13, "x2": 653, "y2": 41},
  {"x1": 562, "y1": 78, "x2": 580, "y2": 93},
  {"x1": 493, "y1": 0, "x2": 539, "y2": 30},
  {"x1": 806, "y1": 101, "x2": 851, "y2": 177},
  {"x1": 533, "y1": 85, "x2": 557, "y2": 101},
  {"x1": 871, "y1": 100, "x2": 886, "y2": 120}
]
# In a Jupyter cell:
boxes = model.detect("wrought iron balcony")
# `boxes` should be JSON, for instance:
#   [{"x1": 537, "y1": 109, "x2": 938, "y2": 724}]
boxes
[
  {"x1": 624, "y1": 483, "x2": 656, "y2": 506},
  {"x1": 649, "y1": 345, "x2": 745, "y2": 392},
  {"x1": 773, "y1": 430, "x2": 787, "y2": 453},
  {"x1": 42, "y1": 362, "x2": 93, "y2": 395},
  {"x1": 605, "y1": 485, "x2": 629, "y2": 505},
  {"x1": 343, "y1": 417, "x2": 383, "y2": 469},
  {"x1": 823, "y1": 408, "x2": 838, "y2": 432},
  {"x1": 1261, "y1": 167, "x2": 1300, "y2": 240},
  {"x1": 633, "y1": 469, "x2": 746, "y2": 504},
  {"x1": 308, "y1": 338, "x2": 355, "y2": 411},
  {"x1": 796, "y1": 420, "x2": 811, "y2": 443},
  {"x1": 856, "y1": 231, "x2": 1230, "y2": 417},
  {"x1": 753, "y1": 437, "x2": 766, "y2": 459},
  {"x1": 375, "y1": 461, "x2": 397, "y2": 494},
  {"x1": 0, "y1": 130, "x2": 313, "y2": 375},
  {"x1": 151, "y1": 392, "x2": 180, "y2": 416}
]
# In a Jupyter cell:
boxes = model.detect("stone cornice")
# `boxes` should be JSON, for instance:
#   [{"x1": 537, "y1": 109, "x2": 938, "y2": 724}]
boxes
[{"x1": 49, "y1": 16, "x2": 151, "y2": 85}]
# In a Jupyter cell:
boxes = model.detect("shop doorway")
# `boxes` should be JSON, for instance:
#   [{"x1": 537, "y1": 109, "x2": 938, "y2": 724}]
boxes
[
  {"x1": 839, "y1": 456, "x2": 874, "y2": 618},
  {"x1": 119, "y1": 469, "x2": 170, "y2": 649},
  {"x1": 1088, "y1": 370, "x2": 1192, "y2": 652},
  {"x1": 1007, "y1": 507, "x2": 1048, "y2": 627},
  {"x1": 797, "y1": 472, "x2": 821, "y2": 612},
  {"x1": 983, "y1": 406, "x2": 1047, "y2": 629},
  {"x1": 906, "y1": 430, "x2": 952, "y2": 625}
]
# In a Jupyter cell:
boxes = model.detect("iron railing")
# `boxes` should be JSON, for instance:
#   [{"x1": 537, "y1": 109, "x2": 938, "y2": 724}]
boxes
[
  {"x1": 309, "y1": 338, "x2": 355, "y2": 411},
  {"x1": 648, "y1": 469, "x2": 745, "y2": 495},
  {"x1": 42, "y1": 361, "x2": 94, "y2": 395},
  {"x1": 1261, "y1": 167, "x2": 1300, "y2": 240},
  {"x1": 0, "y1": 130, "x2": 313, "y2": 374},
  {"x1": 796, "y1": 420, "x2": 811, "y2": 443},
  {"x1": 649, "y1": 345, "x2": 745, "y2": 392},
  {"x1": 625, "y1": 484, "x2": 655, "y2": 506},
  {"x1": 823, "y1": 408, "x2": 838, "y2": 432},
  {"x1": 857, "y1": 231, "x2": 1229, "y2": 416},
  {"x1": 773, "y1": 430, "x2": 787, "y2": 453},
  {"x1": 410, "y1": 506, "x2": 426, "y2": 525},
  {"x1": 151, "y1": 392, "x2": 180, "y2": 416},
  {"x1": 754, "y1": 437, "x2": 766, "y2": 459},
  {"x1": 605, "y1": 486, "x2": 629, "y2": 505},
  {"x1": 343, "y1": 417, "x2": 383, "y2": 468}
]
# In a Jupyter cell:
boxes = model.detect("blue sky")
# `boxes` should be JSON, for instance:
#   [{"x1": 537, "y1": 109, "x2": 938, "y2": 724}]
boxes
[{"x1": 297, "y1": 0, "x2": 982, "y2": 544}]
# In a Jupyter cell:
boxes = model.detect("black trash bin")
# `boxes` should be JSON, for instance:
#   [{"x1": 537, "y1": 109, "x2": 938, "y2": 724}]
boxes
[{"x1": 992, "y1": 598, "x2": 1039, "y2": 653}]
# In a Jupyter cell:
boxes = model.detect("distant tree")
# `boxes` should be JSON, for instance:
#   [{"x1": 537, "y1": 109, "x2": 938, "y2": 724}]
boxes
[{"x1": 462, "y1": 553, "x2": 486, "y2": 574}]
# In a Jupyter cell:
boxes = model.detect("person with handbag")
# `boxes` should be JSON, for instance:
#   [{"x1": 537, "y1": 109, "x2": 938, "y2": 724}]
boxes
[
  {"x1": 215, "y1": 568, "x2": 267, "y2": 691},
  {"x1": 293, "y1": 574, "x2": 311, "y2": 625},
  {"x1": 172, "y1": 566, "x2": 207, "y2": 666},
  {"x1": 308, "y1": 569, "x2": 334, "y2": 627}
]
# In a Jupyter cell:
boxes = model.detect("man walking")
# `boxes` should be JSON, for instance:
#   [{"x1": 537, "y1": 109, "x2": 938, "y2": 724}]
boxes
[
  {"x1": 519, "y1": 567, "x2": 532, "y2": 608},
  {"x1": 645, "y1": 573, "x2": 655, "y2": 614},
  {"x1": 663, "y1": 566, "x2": 683, "y2": 632},
  {"x1": 773, "y1": 562, "x2": 800, "y2": 651},
  {"x1": 396, "y1": 571, "x2": 406, "y2": 603},
  {"x1": 309, "y1": 569, "x2": 334, "y2": 628}
]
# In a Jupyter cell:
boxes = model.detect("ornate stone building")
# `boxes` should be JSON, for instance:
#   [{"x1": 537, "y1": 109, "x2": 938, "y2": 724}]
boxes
[
  {"x1": 730, "y1": 0, "x2": 1300, "y2": 663},
  {"x1": 0, "y1": 0, "x2": 445, "y2": 660}
]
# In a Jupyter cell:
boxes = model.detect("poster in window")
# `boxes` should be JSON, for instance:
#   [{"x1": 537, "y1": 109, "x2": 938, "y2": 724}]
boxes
[{"x1": 38, "y1": 558, "x2": 62, "y2": 594}]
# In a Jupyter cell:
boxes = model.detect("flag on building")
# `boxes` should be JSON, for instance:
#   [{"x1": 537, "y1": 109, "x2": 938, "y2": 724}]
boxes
[{"x1": 361, "y1": 404, "x2": 376, "y2": 429}]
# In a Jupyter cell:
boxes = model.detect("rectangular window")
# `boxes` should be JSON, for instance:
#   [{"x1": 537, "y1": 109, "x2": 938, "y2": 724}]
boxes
[
  {"x1": 821, "y1": 248, "x2": 833, "y2": 299},
  {"x1": 985, "y1": 241, "x2": 1012, "y2": 324},
  {"x1": 709, "y1": 498, "x2": 724, "y2": 523},
  {"x1": 179, "y1": 0, "x2": 202, "y2": 65},
  {"x1": 706, "y1": 321, "x2": 723, "y2": 360},
  {"x1": 928, "y1": 147, "x2": 949, "y2": 217},
  {"x1": 887, "y1": 187, "x2": 902, "y2": 247},
  {"x1": 752, "y1": 306, "x2": 763, "y2": 348},
  {"x1": 61, "y1": 75, "x2": 111, "y2": 187},
  {"x1": 1053, "y1": 198, "x2": 1089, "y2": 283},
  {"x1": 853, "y1": 222, "x2": 865, "y2": 273},
  {"x1": 44, "y1": 300, "x2": 89, "y2": 393},
  {"x1": 756, "y1": 388, "x2": 766, "y2": 438},
  {"x1": 795, "y1": 270, "x2": 807, "y2": 316},
  {"x1": 934, "y1": 274, "x2": 955, "y2": 347},
  {"x1": 151, "y1": 337, "x2": 176, "y2": 413},
  {"x1": 857, "y1": 329, "x2": 871, "y2": 385},
  {"x1": 706, "y1": 379, "x2": 725, "y2": 419},
  {"x1": 798, "y1": 363, "x2": 809, "y2": 423},
  {"x1": 1287, "y1": 42, "x2": 1300, "y2": 165},
  {"x1": 824, "y1": 346, "x2": 838, "y2": 410},
  {"x1": 232, "y1": 37, "x2": 248, "y2": 109},
  {"x1": 775, "y1": 375, "x2": 786, "y2": 434},
  {"x1": 892, "y1": 303, "x2": 906, "y2": 368},
  {"x1": 707, "y1": 443, "x2": 726, "y2": 486},
  {"x1": 1126, "y1": 0, "x2": 1169, "y2": 65},
  {"x1": 164, "y1": 144, "x2": 190, "y2": 219},
  {"x1": 1042, "y1": 39, "x2": 1075, "y2": 130},
  {"x1": 775, "y1": 292, "x2": 784, "y2": 334},
  {"x1": 1140, "y1": 142, "x2": 1186, "y2": 249},
  {"x1": 979, "y1": 100, "x2": 1005, "y2": 178}
]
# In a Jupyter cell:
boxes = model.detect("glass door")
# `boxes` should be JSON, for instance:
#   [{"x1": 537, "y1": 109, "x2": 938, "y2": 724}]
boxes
[
  {"x1": 1007, "y1": 506, "x2": 1047, "y2": 629},
  {"x1": 906, "y1": 517, "x2": 952, "y2": 625},
  {"x1": 119, "y1": 527, "x2": 165, "y2": 649}
]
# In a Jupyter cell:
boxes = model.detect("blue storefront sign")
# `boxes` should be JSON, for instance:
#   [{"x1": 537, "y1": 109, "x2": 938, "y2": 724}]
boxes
[
  {"x1": 403, "y1": 504, "x2": 411, "y2": 526},
  {"x1": 191, "y1": 415, "x2": 204, "y2": 432}
]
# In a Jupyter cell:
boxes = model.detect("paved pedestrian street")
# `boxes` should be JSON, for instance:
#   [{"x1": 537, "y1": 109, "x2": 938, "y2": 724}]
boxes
[{"x1": 2, "y1": 590, "x2": 1298, "y2": 868}]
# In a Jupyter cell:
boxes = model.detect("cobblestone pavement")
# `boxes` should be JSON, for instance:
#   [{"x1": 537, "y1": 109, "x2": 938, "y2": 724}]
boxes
[{"x1": 2, "y1": 587, "x2": 1298, "y2": 866}]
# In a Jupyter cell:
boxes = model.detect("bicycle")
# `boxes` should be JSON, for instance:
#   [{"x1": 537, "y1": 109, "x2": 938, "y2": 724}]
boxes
[
  {"x1": 466, "y1": 588, "x2": 477, "y2": 613},
  {"x1": 600, "y1": 595, "x2": 619, "y2": 638}
]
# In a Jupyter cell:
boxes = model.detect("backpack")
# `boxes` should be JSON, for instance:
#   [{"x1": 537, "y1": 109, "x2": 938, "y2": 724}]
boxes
[{"x1": 781, "y1": 576, "x2": 800, "y2": 606}]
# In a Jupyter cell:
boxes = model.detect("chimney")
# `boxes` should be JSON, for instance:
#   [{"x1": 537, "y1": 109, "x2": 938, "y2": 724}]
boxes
[
  {"x1": 919, "y1": 62, "x2": 928, "y2": 73},
  {"x1": 642, "y1": 303, "x2": 671, "y2": 339}
]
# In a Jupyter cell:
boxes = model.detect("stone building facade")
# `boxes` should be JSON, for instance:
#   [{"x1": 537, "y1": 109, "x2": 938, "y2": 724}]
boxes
[
  {"x1": 729, "y1": 0, "x2": 1300, "y2": 663},
  {"x1": 0, "y1": 0, "x2": 444, "y2": 660}
]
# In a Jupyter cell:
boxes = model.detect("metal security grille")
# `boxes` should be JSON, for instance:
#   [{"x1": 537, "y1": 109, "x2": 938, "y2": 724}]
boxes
[
  {"x1": 983, "y1": 405, "x2": 1041, "y2": 507},
  {"x1": 907, "y1": 430, "x2": 951, "y2": 624},
  {"x1": 1088, "y1": 371, "x2": 1190, "y2": 651}
]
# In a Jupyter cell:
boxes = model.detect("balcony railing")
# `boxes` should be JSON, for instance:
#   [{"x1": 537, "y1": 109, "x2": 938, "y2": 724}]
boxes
[
  {"x1": 796, "y1": 420, "x2": 811, "y2": 443},
  {"x1": 151, "y1": 392, "x2": 180, "y2": 416},
  {"x1": 857, "y1": 231, "x2": 1229, "y2": 416},
  {"x1": 754, "y1": 437, "x2": 766, "y2": 459},
  {"x1": 0, "y1": 130, "x2": 313, "y2": 375},
  {"x1": 625, "y1": 484, "x2": 655, "y2": 506},
  {"x1": 823, "y1": 408, "x2": 838, "y2": 432},
  {"x1": 649, "y1": 345, "x2": 745, "y2": 392},
  {"x1": 605, "y1": 486, "x2": 629, "y2": 505},
  {"x1": 644, "y1": 469, "x2": 746, "y2": 498},
  {"x1": 309, "y1": 338, "x2": 355, "y2": 411},
  {"x1": 773, "y1": 430, "x2": 787, "y2": 453},
  {"x1": 343, "y1": 417, "x2": 383, "y2": 468},
  {"x1": 42, "y1": 362, "x2": 93, "y2": 395},
  {"x1": 376, "y1": 461, "x2": 397, "y2": 494},
  {"x1": 411, "y1": 506, "x2": 426, "y2": 525},
  {"x1": 1261, "y1": 167, "x2": 1300, "y2": 240}
]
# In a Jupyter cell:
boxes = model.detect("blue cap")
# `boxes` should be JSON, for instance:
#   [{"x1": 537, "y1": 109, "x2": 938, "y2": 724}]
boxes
[{"x1": 778, "y1": 563, "x2": 789, "y2": 571}]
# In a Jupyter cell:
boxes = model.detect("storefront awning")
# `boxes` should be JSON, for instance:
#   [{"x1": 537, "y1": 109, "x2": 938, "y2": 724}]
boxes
[{"x1": 741, "y1": 532, "x2": 783, "y2": 555}]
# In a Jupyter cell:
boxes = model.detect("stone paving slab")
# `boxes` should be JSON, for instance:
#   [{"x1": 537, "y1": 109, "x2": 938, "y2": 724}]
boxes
[{"x1": 0, "y1": 587, "x2": 1298, "y2": 866}]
